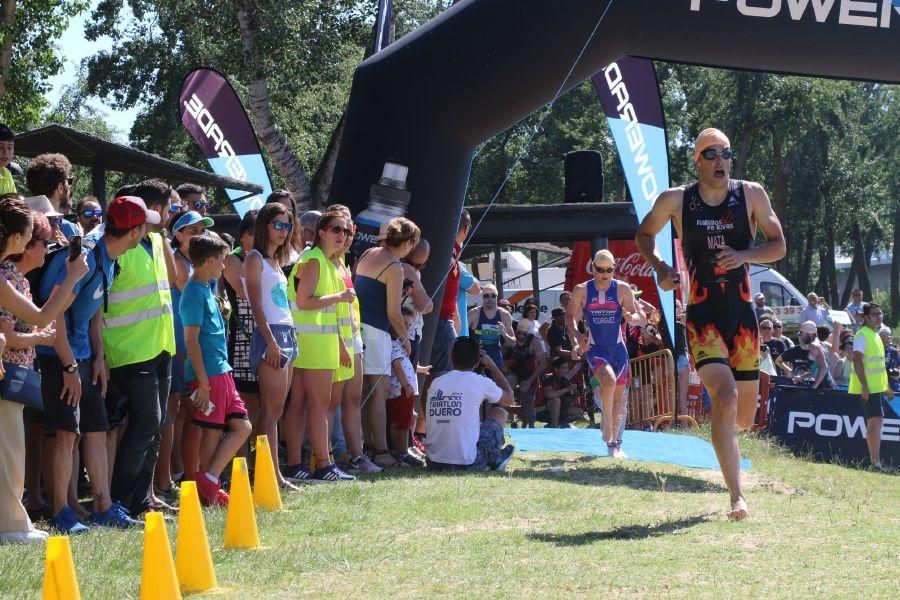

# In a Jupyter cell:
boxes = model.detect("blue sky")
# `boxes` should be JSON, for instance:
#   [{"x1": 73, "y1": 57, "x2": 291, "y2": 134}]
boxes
[{"x1": 45, "y1": 5, "x2": 139, "y2": 141}]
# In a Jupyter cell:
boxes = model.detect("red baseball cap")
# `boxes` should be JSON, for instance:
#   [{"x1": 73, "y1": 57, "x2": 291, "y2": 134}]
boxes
[{"x1": 107, "y1": 196, "x2": 161, "y2": 229}]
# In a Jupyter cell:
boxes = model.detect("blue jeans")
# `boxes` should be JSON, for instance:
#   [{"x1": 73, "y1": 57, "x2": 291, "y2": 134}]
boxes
[
  {"x1": 331, "y1": 404, "x2": 347, "y2": 458},
  {"x1": 429, "y1": 319, "x2": 457, "y2": 378}
]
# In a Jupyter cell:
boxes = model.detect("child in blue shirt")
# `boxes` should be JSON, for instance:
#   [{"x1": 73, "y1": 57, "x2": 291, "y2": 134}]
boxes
[{"x1": 180, "y1": 234, "x2": 250, "y2": 507}]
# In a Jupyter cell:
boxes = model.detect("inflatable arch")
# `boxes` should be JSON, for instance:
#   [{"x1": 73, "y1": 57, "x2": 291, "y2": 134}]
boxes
[{"x1": 330, "y1": 0, "x2": 900, "y2": 356}]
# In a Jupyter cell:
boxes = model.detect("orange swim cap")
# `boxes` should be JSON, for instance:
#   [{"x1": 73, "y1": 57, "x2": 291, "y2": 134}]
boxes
[{"x1": 693, "y1": 128, "x2": 731, "y2": 162}]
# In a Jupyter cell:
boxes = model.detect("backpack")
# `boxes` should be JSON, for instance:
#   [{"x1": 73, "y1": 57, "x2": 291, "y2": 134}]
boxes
[{"x1": 28, "y1": 238, "x2": 112, "y2": 335}]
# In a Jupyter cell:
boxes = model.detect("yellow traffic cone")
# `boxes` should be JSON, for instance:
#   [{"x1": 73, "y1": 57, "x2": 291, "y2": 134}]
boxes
[
  {"x1": 174, "y1": 481, "x2": 217, "y2": 593},
  {"x1": 140, "y1": 512, "x2": 182, "y2": 600},
  {"x1": 253, "y1": 435, "x2": 283, "y2": 511},
  {"x1": 42, "y1": 536, "x2": 81, "y2": 600},
  {"x1": 224, "y1": 457, "x2": 260, "y2": 549}
]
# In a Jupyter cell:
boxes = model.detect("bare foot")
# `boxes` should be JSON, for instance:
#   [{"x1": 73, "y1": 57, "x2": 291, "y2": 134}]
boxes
[{"x1": 728, "y1": 497, "x2": 749, "y2": 521}]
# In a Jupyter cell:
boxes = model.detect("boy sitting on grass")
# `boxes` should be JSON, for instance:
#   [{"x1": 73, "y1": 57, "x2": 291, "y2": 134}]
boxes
[
  {"x1": 181, "y1": 235, "x2": 251, "y2": 506},
  {"x1": 425, "y1": 336, "x2": 516, "y2": 471}
]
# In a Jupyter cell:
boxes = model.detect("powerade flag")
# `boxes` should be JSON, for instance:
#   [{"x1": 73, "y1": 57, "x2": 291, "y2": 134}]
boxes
[
  {"x1": 374, "y1": 0, "x2": 393, "y2": 53},
  {"x1": 592, "y1": 57, "x2": 675, "y2": 345},
  {"x1": 179, "y1": 68, "x2": 273, "y2": 217}
]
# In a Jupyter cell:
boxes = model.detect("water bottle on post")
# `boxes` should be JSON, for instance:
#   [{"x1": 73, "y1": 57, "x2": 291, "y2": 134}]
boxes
[{"x1": 350, "y1": 162, "x2": 411, "y2": 261}]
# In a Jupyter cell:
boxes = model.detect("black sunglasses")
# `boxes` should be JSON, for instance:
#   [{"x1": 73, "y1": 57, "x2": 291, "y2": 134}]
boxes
[
  {"x1": 700, "y1": 148, "x2": 734, "y2": 161},
  {"x1": 193, "y1": 201, "x2": 210, "y2": 210},
  {"x1": 592, "y1": 263, "x2": 615, "y2": 274},
  {"x1": 327, "y1": 225, "x2": 352, "y2": 236},
  {"x1": 483, "y1": 293, "x2": 497, "y2": 299}
]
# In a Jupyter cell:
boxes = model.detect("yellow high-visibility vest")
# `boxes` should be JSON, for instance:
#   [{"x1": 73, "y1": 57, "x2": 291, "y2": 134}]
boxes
[
  {"x1": 101, "y1": 232, "x2": 175, "y2": 368},
  {"x1": 289, "y1": 246, "x2": 353, "y2": 381},
  {"x1": 848, "y1": 326, "x2": 888, "y2": 394}
]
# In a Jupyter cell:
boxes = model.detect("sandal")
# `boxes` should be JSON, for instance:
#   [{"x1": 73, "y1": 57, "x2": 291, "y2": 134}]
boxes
[{"x1": 372, "y1": 450, "x2": 406, "y2": 468}]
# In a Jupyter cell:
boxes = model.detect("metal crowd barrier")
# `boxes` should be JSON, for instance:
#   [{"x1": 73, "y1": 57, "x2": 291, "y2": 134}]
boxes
[{"x1": 627, "y1": 349, "x2": 699, "y2": 430}]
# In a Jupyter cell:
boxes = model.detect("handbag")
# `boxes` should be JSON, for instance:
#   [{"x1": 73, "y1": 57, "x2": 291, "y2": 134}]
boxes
[{"x1": 0, "y1": 362, "x2": 43, "y2": 410}]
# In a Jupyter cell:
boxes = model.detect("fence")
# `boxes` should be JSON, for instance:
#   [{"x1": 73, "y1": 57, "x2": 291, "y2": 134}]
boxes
[{"x1": 626, "y1": 349, "x2": 700, "y2": 430}]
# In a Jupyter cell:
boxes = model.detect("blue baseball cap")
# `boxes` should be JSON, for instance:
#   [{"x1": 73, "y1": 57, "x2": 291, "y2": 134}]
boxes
[{"x1": 173, "y1": 210, "x2": 214, "y2": 232}]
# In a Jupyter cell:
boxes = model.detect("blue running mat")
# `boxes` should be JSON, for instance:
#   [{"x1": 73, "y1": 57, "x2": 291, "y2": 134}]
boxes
[{"x1": 506, "y1": 428, "x2": 751, "y2": 470}]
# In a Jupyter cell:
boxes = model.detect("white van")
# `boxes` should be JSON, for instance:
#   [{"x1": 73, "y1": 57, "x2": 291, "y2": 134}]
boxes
[{"x1": 749, "y1": 264, "x2": 849, "y2": 330}]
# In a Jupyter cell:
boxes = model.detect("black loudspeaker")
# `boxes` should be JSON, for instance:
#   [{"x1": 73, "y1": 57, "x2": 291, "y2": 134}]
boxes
[{"x1": 564, "y1": 150, "x2": 604, "y2": 203}]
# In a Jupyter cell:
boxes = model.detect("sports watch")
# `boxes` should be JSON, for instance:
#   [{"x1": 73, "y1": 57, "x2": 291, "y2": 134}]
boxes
[{"x1": 63, "y1": 363, "x2": 78, "y2": 374}]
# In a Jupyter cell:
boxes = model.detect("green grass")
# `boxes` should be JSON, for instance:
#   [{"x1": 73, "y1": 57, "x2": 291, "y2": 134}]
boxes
[{"x1": 2, "y1": 430, "x2": 898, "y2": 598}]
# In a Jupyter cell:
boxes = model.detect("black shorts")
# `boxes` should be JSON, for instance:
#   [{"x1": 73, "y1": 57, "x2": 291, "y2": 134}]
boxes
[
  {"x1": 39, "y1": 354, "x2": 108, "y2": 435},
  {"x1": 686, "y1": 276, "x2": 759, "y2": 381},
  {"x1": 859, "y1": 391, "x2": 886, "y2": 420}
]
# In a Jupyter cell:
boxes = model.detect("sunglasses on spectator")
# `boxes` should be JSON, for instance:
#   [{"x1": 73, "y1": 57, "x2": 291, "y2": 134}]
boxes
[
  {"x1": 407, "y1": 259, "x2": 427, "y2": 270},
  {"x1": 80, "y1": 210, "x2": 103, "y2": 218},
  {"x1": 169, "y1": 204, "x2": 182, "y2": 213},
  {"x1": 327, "y1": 225, "x2": 352, "y2": 236},
  {"x1": 48, "y1": 217, "x2": 62, "y2": 226},
  {"x1": 700, "y1": 148, "x2": 734, "y2": 161},
  {"x1": 66, "y1": 176, "x2": 75, "y2": 185},
  {"x1": 193, "y1": 201, "x2": 210, "y2": 210},
  {"x1": 272, "y1": 221, "x2": 293, "y2": 231},
  {"x1": 592, "y1": 263, "x2": 615, "y2": 273},
  {"x1": 483, "y1": 293, "x2": 497, "y2": 299},
  {"x1": 774, "y1": 324, "x2": 783, "y2": 328},
  {"x1": 760, "y1": 325, "x2": 772, "y2": 330}
]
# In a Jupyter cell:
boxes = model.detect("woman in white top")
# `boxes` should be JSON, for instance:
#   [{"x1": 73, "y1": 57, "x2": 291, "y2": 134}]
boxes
[{"x1": 242, "y1": 203, "x2": 299, "y2": 490}]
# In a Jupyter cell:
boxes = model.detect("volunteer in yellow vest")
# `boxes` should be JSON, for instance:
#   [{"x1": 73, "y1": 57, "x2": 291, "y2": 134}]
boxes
[
  {"x1": 241, "y1": 203, "x2": 299, "y2": 491},
  {"x1": 103, "y1": 180, "x2": 178, "y2": 516},
  {"x1": 849, "y1": 302, "x2": 895, "y2": 471},
  {"x1": 328, "y1": 204, "x2": 383, "y2": 474},
  {"x1": 0, "y1": 124, "x2": 16, "y2": 195},
  {"x1": 288, "y1": 209, "x2": 357, "y2": 482}
]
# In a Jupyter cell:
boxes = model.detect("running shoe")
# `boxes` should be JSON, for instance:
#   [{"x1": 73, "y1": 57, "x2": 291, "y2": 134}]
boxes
[
  {"x1": 411, "y1": 433, "x2": 427, "y2": 456},
  {"x1": 195, "y1": 474, "x2": 229, "y2": 507},
  {"x1": 393, "y1": 451, "x2": 425, "y2": 468},
  {"x1": 282, "y1": 463, "x2": 319, "y2": 484},
  {"x1": 50, "y1": 507, "x2": 89, "y2": 535},
  {"x1": 88, "y1": 505, "x2": 143, "y2": 529},
  {"x1": 312, "y1": 463, "x2": 355, "y2": 482},
  {"x1": 493, "y1": 445, "x2": 517, "y2": 472},
  {"x1": 348, "y1": 455, "x2": 383, "y2": 474},
  {"x1": 0, "y1": 529, "x2": 50, "y2": 545}
]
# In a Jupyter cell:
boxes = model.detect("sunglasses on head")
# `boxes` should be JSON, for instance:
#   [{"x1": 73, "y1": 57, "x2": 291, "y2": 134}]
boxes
[
  {"x1": 81, "y1": 209, "x2": 103, "y2": 218},
  {"x1": 592, "y1": 263, "x2": 615, "y2": 274},
  {"x1": 483, "y1": 293, "x2": 497, "y2": 299},
  {"x1": 193, "y1": 201, "x2": 210, "y2": 210},
  {"x1": 327, "y1": 225, "x2": 352, "y2": 236},
  {"x1": 272, "y1": 221, "x2": 293, "y2": 231},
  {"x1": 700, "y1": 148, "x2": 734, "y2": 161}
]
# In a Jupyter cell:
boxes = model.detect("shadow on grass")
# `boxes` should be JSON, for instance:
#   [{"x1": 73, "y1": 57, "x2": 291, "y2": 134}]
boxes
[
  {"x1": 528, "y1": 513, "x2": 713, "y2": 545},
  {"x1": 514, "y1": 463, "x2": 727, "y2": 493}
]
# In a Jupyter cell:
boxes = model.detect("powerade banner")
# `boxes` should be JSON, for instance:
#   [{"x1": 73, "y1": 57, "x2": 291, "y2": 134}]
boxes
[
  {"x1": 374, "y1": 0, "x2": 393, "y2": 53},
  {"x1": 179, "y1": 68, "x2": 273, "y2": 217},
  {"x1": 592, "y1": 57, "x2": 674, "y2": 344},
  {"x1": 769, "y1": 386, "x2": 899, "y2": 467}
]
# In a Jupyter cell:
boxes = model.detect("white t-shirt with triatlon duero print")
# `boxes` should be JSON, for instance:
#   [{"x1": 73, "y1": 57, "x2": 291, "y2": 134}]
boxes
[{"x1": 425, "y1": 370, "x2": 503, "y2": 465}]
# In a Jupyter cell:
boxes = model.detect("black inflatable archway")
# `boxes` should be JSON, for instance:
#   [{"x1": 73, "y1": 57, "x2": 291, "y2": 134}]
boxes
[{"x1": 330, "y1": 0, "x2": 900, "y2": 357}]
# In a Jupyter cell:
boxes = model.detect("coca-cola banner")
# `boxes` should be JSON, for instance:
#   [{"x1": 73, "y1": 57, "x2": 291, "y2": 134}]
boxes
[
  {"x1": 592, "y1": 57, "x2": 675, "y2": 344},
  {"x1": 179, "y1": 68, "x2": 274, "y2": 217},
  {"x1": 564, "y1": 241, "x2": 594, "y2": 292}
]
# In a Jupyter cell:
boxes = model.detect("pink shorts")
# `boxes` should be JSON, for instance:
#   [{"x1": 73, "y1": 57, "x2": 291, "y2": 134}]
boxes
[{"x1": 190, "y1": 372, "x2": 248, "y2": 429}]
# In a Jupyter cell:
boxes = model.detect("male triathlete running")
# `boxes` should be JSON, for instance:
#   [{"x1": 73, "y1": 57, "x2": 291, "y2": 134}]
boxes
[
  {"x1": 567, "y1": 249, "x2": 645, "y2": 458},
  {"x1": 468, "y1": 283, "x2": 515, "y2": 370},
  {"x1": 636, "y1": 128, "x2": 785, "y2": 520}
]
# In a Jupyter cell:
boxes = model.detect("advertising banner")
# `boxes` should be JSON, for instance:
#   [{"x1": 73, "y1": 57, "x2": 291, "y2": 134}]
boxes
[{"x1": 179, "y1": 68, "x2": 273, "y2": 217}]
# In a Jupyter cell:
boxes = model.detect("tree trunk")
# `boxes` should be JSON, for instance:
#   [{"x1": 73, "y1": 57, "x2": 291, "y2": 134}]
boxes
[
  {"x1": 821, "y1": 196, "x2": 839, "y2": 305},
  {"x1": 798, "y1": 223, "x2": 814, "y2": 293},
  {"x1": 235, "y1": 0, "x2": 313, "y2": 207},
  {"x1": 840, "y1": 268, "x2": 856, "y2": 309},
  {"x1": 850, "y1": 221, "x2": 873, "y2": 301},
  {"x1": 771, "y1": 133, "x2": 790, "y2": 275},
  {"x1": 0, "y1": 0, "x2": 15, "y2": 98},
  {"x1": 891, "y1": 201, "x2": 900, "y2": 326}
]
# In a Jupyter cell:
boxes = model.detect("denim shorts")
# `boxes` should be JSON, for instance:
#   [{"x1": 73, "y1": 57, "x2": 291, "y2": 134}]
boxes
[
  {"x1": 426, "y1": 419, "x2": 504, "y2": 471},
  {"x1": 250, "y1": 323, "x2": 299, "y2": 375}
]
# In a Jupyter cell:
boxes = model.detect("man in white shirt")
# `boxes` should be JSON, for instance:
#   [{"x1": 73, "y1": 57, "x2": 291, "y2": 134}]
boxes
[
  {"x1": 425, "y1": 337, "x2": 516, "y2": 471},
  {"x1": 798, "y1": 292, "x2": 833, "y2": 329}
]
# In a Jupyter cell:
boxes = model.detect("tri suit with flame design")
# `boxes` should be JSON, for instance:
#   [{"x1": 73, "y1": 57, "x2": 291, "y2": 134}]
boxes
[{"x1": 682, "y1": 179, "x2": 760, "y2": 381}]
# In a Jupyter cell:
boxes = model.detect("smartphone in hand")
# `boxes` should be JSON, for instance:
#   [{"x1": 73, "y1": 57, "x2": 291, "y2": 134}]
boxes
[{"x1": 68, "y1": 236, "x2": 82, "y2": 262}]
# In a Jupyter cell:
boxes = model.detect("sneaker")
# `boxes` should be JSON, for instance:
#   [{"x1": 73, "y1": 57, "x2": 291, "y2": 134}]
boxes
[
  {"x1": 411, "y1": 433, "x2": 426, "y2": 456},
  {"x1": 348, "y1": 455, "x2": 383, "y2": 474},
  {"x1": 407, "y1": 444, "x2": 426, "y2": 462},
  {"x1": 50, "y1": 507, "x2": 90, "y2": 535},
  {"x1": 493, "y1": 445, "x2": 516, "y2": 472},
  {"x1": 282, "y1": 463, "x2": 320, "y2": 484},
  {"x1": 0, "y1": 529, "x2": 50, "y2": 545},
  {"x1": 195, "y1": 474, "x2": 229, "y2": 507},
  {"x1": 393, "y1": 451, "x2": 425, "y2": 468},
  {"x1": 312, "y1": 463, "x2": 355, "y2": 482},
  {"x1": 89, "y1": 505, "x2": 143, "y2": 529}
]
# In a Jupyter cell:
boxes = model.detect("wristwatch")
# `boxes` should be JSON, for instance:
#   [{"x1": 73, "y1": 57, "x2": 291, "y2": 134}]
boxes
[{"x1": 63, "y1": 363, "x2": 78, "y2": 374}]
